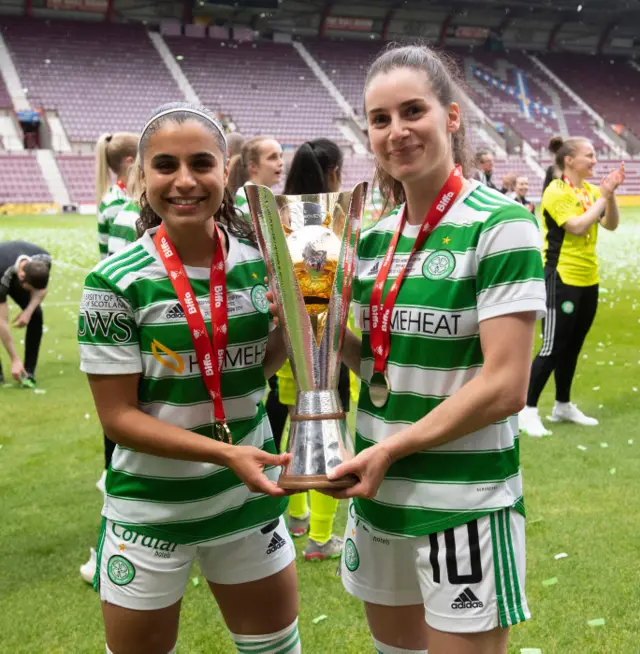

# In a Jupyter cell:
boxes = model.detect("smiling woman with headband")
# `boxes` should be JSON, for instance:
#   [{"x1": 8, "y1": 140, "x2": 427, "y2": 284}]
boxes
[{"x1": 78, "y1": 102, "x2": 300, "y2": 654}]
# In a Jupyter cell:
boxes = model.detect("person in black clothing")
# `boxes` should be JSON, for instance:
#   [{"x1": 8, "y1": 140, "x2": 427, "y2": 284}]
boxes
[
  {"x1": 0, "y1": 241, "x2": 51, "y2": 385},
  {"x1": 471, "y1": 148, "x2": 498, "y2": 189},
  {"x1": 512, "y1": 175, "x2": 536, "y2": 215}
]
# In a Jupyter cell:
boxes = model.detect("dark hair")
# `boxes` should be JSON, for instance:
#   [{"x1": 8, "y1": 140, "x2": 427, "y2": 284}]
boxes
[
  {"x1": 549, "y1": 135, "x2": 590, "y2": 172},
  {"x1": 227, "y1": 136, "x2": 271, "y2": 196},
  {"x1": 284, "y1": 139, "x2": 343, "y2": 195},
  {"x1": 23, "y1": 260, "x2": 50, "y2": 290},
  {"x1": 364, "y1": 44, "x2": 471, "y2": 215},
  {"x1": 136, "y1": 102, "x2": 255, "y2": 245}
]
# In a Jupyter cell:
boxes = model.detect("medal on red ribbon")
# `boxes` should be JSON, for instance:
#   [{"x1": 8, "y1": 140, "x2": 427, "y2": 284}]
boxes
[
  {"x1": 368, "y1": 167, "x2": 464, "y2": 407},
  {"x1": 154, "y1": 223, "x2": 231, "y2": 443}
]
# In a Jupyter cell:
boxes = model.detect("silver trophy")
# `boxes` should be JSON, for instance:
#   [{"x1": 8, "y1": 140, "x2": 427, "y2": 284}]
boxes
[{"x1": 245, "y1": 183, "x2": 367, "y2": 490}]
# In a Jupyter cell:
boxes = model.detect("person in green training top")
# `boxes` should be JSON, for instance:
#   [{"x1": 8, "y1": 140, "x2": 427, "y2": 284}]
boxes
[
  {"x1": 227, "y1": 135, "x2": 283, "y2": 219},
  {"x1": 107, "y1": 155, "x2": 144, "y2": 257},
  {"x1": 95, "y1": 132, "x2": 138, "y2": 260},
  {"x1": 325, "y1": 45, "x2": 546, "y2": 654},
  {"x1": 79, "y1": 102, "x2": 299, "y2": 654}
]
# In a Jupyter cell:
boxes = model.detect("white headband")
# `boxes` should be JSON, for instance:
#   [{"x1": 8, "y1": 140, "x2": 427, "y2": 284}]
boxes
[{"x1": 139, "y1": 107, "x2": 228, "y2": 155}]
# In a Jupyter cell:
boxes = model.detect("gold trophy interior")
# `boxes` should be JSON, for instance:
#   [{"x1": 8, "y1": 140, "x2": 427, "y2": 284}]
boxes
[{"x1": 279, "y1": 201, "x2": 345, "y2": 347}]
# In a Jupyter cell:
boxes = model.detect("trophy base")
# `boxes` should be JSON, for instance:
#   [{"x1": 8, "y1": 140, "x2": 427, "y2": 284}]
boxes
[{"x1": 278, "y1": 473, "x2": 358, "y2": 491}]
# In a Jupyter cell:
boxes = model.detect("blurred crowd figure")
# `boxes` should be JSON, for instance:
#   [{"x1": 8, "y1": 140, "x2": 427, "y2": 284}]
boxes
[{"x1": 473, "y1": 148, "x2": 535, "y2": 214}]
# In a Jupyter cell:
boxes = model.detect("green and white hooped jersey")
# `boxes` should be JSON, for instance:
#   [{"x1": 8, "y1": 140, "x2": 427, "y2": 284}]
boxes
[
  {"x1": 235, "y1": 186, "x2": 250, "y2": 221},
  {"x1": 108, "y1": 201, "x2": 140, "y2": 256},
  {"x1": 352, "y1": 181, "x2": 546, "y2": 538},
  {"x1": 78, "y1": 226, "x2": 285, "y2": 545},
  {"x1": 98, "y1": 184, "x2": 128, "y2": 259}
]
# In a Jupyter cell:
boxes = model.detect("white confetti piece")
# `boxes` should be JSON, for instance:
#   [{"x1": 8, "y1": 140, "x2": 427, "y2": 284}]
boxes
[
  {"x1": 577, "y1": 445, "x2": 588, "y2": 451},
  {"x1": 34, "y1": 389, "x2": 47, "y2": 394},
  {"x1": 628, "y1": 439, "x2": 634, "y2": 445},
  {"x1": 592, "y1": 386, "x2": 600, "y2": 391},
  {"x1": 312, "y1": 615, "x2": 328, "y2": 625},
  {"x1": 57, "y1": 354, "x2": 63, "y2": 360},
  {"x1": 633, "y1": 387, "x2": 638, "y2": 392},
  {"x1": 598, "y1": 404, "x2": 604, "y2": 409},
  {"x1": 554, "y1": 552, "x2": 568, "y2": 560},
  {"x1": 609, "y1": 468, "x2": 616, "y2": 475},
  {"x1": 84, "y1": 414, "x2": 90, "y2": 419},
  {"x1": 600, "y1": 442, "x2": 609, "y2": 448}
]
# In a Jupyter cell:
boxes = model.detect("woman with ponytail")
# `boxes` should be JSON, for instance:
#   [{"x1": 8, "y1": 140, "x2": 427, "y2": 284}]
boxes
[
  {"x1": 319, "y1": 44, "x2": 547, "y2": 654},
  {"x1": 95, "y1": 132, "x2": 138, "y2": 260},
  {"x1": 269, "y1": 138, "x2": 352, "y2": 562},
  {"x1": 79, "y1": 103, "x2": 300, "y2": 654},
  {"x1": 520, "y1": 136, "x2": 624, "y2": 437}
]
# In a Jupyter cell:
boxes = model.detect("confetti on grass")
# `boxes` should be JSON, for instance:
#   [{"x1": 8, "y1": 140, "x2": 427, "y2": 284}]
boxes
[
  {"x1": 587, "y1": 618, "x2": 606, "y2": 627},
  {"x1": 610, "y1": 468, "x2": 617, "y2": 475},
  {"x1": 600, "y1": 442, "x2": 609, "y2": 448},
  {"x1": 191, "y1": 577, "x2": 200, "y2": 587},
  {"x1": 554, "y1": 553, "x2": 568, "y2": 560},
  {"x1": 628, "y1": 439, "x2": 634, "y2": 445},
  {"x1": 312, "y1": 615, "x2": 327, "y2": 625},
  {"x1": 542, "y1": 577, "x2": 558, "y2": 587},
  {"x1": 33, "y1": 389, "x2": 47, "y2": 395},
  {"x1": 577, "y1": 445, "x2": 588, "y2": 451},
  {"x1": 521, "y1": 649, "x2": 543, "y2": 654}
]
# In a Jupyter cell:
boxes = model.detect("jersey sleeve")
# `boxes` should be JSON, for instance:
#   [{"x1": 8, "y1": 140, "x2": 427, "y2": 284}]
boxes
[
  {"x1": 78, "y1": 270, "x2": 142, "y2": 375},
  {"x1": 475, "y1": 205, "x2": 547, "y2": 323},
  {"x1": 351, "y1": 249, "x2": 362, "y2": 330},
  {"x1": 542, "y1": 182, "x2": 581, "y2": 227},
  {"x1": 98, "y1": 198, "x2": 127, "y2": 258}
]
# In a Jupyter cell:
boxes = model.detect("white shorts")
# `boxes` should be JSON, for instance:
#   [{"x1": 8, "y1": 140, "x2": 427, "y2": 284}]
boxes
[
  {"x1": 341, "y1": 504, "x2": 530, "y2": 633},
  {"x1": 96, "y1": 517, "x2": 296, "y2": 611}
]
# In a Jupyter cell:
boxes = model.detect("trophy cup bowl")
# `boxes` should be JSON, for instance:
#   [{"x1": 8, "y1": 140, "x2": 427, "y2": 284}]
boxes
[{"x1": 245, "y1": 183, "x2": 367, "y2": 490}]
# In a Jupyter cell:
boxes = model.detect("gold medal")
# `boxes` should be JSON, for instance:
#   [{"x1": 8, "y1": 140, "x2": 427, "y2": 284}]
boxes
[{"x1": 369, "y1": 371, "x2": 391, "y2": 408}]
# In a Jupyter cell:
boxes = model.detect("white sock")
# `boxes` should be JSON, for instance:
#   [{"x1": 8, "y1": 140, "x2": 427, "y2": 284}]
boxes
[
  {"x1": 231, "y1": 618, "x2": 300, "y2": 653},
  {"x1": 373, "y1": 639, "x2": 428, "y2": 654},
  {"x1": 107, "y1": 646, "x2": 175, "y2": 654}
]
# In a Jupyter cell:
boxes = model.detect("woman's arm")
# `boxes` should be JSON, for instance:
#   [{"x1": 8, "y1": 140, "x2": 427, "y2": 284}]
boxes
[
  {"x1": 262, "y1": 326, "x2": 287, "y2": 379},
  {"x1": 563, "y1": 197, "x2": 606, "y2": 236},
  {"x1": 600, "y1": 195, "x2": 620, "y2": 232},
  {"x1": 327, "y1": 311, "x2": 536, "y2": 498},
  {"x1": 88, "y1": 373, "x2": 289, "y2": 495}
]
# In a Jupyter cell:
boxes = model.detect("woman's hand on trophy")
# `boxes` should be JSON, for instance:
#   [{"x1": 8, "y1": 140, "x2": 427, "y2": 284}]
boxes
[
  {"x1": 323, "y1": 444, "x2": 394, "y2": 500},
  {"x1": 226, "y1": 446, "x2": 292, "y2": 497}
]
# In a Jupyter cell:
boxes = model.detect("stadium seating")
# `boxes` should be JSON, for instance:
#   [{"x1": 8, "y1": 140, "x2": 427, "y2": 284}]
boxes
[
  {"x1": 539, "y1": 54, "x2": 640, "y2": 140},
  {"x1": 455, "y1": 49, "x2": 608, "y2": 153},
  {"x1": 56, "y1": 154, "x2": 94, "y2": 204},
  {"x1": 1, "y1": 17, "x2": 182, "y2": 142},
  {"x1": 164, "y1": 37, "x2": 348, "y2": 146},
  {"x1": 0, "y1": 152, "x2": 52, "y2": 203}
]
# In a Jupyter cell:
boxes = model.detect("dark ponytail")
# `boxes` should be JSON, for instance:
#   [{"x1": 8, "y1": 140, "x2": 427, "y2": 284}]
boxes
[{"x1": 284, "y1": 139, "x2": 343, "y2": 195}]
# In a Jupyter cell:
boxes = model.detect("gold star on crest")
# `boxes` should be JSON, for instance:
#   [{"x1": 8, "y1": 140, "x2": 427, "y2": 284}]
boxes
[
  {"x1": 119, "y1": 544, "x2": 126, "y2": 552},
  {"x1": 252, "y1": 273, "x2": 258, "y2": 279},
  {"x1": 442, "y1": 237, "x2": 451, "y2": 245}
]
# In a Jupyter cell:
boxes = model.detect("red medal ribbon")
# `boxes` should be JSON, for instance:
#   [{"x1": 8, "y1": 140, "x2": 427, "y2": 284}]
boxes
[
  {"x1": 154, "y1": 223, "x2": 230, "y2": 441},
  {"x1": 562, "y1": 175, "x2": 593, "y2": 213},
  {"x1": 369, "y1": 167, "x2": 464, "y2": 379},
  {"x1": 117, "y1": 180, "x2": 127, "y2": 192}
]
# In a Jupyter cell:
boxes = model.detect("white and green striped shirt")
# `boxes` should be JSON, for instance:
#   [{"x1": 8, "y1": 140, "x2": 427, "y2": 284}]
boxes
[
  {"x1": 78, "y1": 226, "x2": 285, "y2": 545},
  {"x1": 352, "y1": 181, "x2": 546, "y2": 538},
  {"x1": 235, "y1": 186, "x2": 250, "y2": 221},
  {"x1": 98, "y1": 184, "x2": 128, "y2": 260},
  {"x1": 108, "y1": 201, "x2": 140, "y2": 256}
]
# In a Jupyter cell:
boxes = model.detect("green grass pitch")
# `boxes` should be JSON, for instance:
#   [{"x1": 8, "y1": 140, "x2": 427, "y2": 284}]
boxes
[{"x1": 1, "y1": 210, "x2": 639, "y2": 653}]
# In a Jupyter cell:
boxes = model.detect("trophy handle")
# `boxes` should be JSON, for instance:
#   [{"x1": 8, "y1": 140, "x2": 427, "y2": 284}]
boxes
[
  {"x1": 318, "y1": 181, "x2": 367, "y2": 387},
  {"x1": 245, "y1": 185, "x2": 318, "y2": 391}
]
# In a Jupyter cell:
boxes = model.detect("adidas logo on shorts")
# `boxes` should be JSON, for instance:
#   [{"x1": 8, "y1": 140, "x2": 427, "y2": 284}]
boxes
[
  {"x1": 165, "y1": 303, "x2": 185, "y2": 320},
  {"x1": 266, "y1": 532, "x2": 286, "y2": 555},
  {"x1": 451, "y1": 588, "x2": 484, "y2": 610}
]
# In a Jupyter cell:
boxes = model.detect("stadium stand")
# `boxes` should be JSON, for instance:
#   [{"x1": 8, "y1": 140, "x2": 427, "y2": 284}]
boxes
[
  {"x1": 164, "y1": 37, "x2": 348, "y2": 146},
  {"x1": 0, "y1": 152, "x2": 52, "y2": 203},
  {"x1": 56, "y1": 154, "x2": 94, "y2": 204},
  {"x1": 0, "y1": 74, "x2": 12, "y2": 109},
  {"x1": 1, "y1": 17, "x2": 182, "y2": 143},
  {"x1": 539, "y1": 54, "x2": 640, "y2": 140}
]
